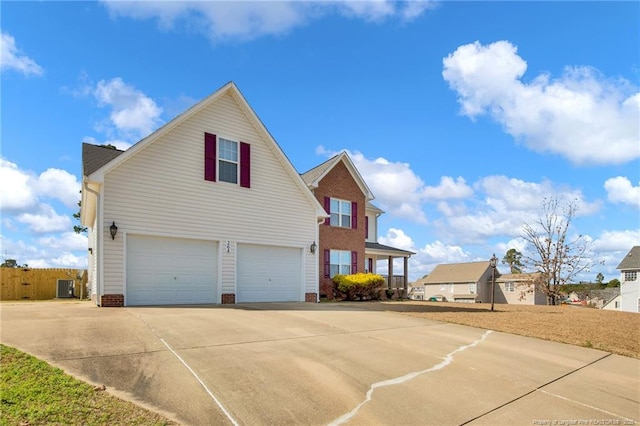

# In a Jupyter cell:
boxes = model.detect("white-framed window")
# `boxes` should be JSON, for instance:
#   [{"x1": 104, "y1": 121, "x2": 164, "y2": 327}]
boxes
[
  {"x1": 505, "y1": 282, "x2": 515, "y2": 292},
  {"x1": 218, "y1": 138, "x2": 238, "y2": 184},
  {"x1": 468, "y1": 282, "x2": 476, "y2": 294},
  {"x1": 448, "y1": 284, "x2": 454, "y2": 293},
  {"x1": 624, "y1": 271, "x2": 638, "y2": 282},
  {"x1": 330, "y1": 199, "x2": 352, "y2": 228},
  {"x1": 440, "y1": 284, "x2": 447, "y2": 292},
  {"x1": 330, "y1": 250, "x2": 352, "y2": 277}
]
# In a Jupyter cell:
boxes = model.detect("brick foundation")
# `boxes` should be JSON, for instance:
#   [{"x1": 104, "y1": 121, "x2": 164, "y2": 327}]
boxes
[
  {"x1": 305, "y1": 292, "x2": 318, "y2": 303},
  {"x1": 101, "y1": 294, "x2": 124, "y2": 307},
  {"x1": 221, "y1": 293, "x2": 236, "y2": 304}
]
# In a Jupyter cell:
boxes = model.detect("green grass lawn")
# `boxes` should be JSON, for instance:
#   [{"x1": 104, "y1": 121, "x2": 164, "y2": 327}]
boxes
[{"x1": 0, "y1": 344, "x2": 175, "y2": 426}]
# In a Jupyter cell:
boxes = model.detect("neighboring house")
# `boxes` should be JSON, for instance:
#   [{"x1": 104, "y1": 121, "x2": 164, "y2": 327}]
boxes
[
  {"x1": 407, "y1": 285, "x2": 424, "y2": 300},
  {"x1": 494, "y1": 273, "x2": 547, "y2": 305},
  {"x1": 81, "y1": 82, "x2": 327, "y2": 307},
  {"x1": 586, "y1": 288, "x2": 621, "y2": 309},
  {"x1": 601, "y1": 293, "x2": 622, "y2": 311},
  {"x1": 616, "y1": 246, "x2": 640, "y2": 313},
  {"x1": 417, "y1": 261, "x2": 494, "y2": 303},
  {"x1": 300, "y1": 152, "x2": 414, "y2": 298}
]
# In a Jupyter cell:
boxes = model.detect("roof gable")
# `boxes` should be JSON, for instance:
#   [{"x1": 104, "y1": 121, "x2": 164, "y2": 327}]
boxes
[
  {"x1": 301, "y1": 152, "x2": 374, "y2": 201},
  {"x1": 82, "y1": 143, "x2": 124, "y2": 176},
  {"x1": 616, "y1": 246, "x2": 640, "y2": 270},
  {"x1": 421, "y1": 261, "x2": 491, "y2": 284}
]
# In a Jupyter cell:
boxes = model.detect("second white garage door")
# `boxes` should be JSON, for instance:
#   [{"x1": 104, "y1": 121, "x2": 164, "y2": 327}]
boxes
[
  {"x1": 126, "y1": 235, "x2": 218, "y2": 306},
  {"x1": 237, "y1": 244, "x2": 302, "y2": 303}
]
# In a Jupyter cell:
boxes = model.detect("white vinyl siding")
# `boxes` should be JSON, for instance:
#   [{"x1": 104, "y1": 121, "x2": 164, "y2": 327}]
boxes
[{"x1": 100, "y1": 92, "x2": 318, "y2": 299}]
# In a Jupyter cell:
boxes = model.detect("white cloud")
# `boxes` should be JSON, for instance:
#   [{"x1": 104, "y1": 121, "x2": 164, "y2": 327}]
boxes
[
  {"x1": 82, "y1": 136, "x2": 132, "y2": 151},
  {"x1": 0, "y1": 158, "x2": 37, "y2": 211},
  {"x1": 443, "y1": 40, "x2": 640, "y2": 165},
  {"x1": 102, "y1": 1, "x2": 434, "y2": 42},
  {"x1": 34, "y1": 168, "x2": 81, "y2": 209},
  {"x1": 604, "y1": 176, "x2": 640, "y2": 207},
  {"x1": 0, "y1": 159, "x2": 80, "y2": 212},
  {"x1": 317, "y1": 147, "x2": 428, "y2": 223},
  {"x1": 379, "y1": 228, "x2": 415, "y2": 251},
  {"x1": 94, "y1": 78, "x2": 163, "y2": 140},
  {"x1": 0, "y1": 31, "x2": 43, "y2": 76},
  {"x1": 593, "y1": 229, "x2": 640, "y2": 252},
  {"x1": 17, "y1": 204, "x2": 72, "y2": 234},
  {"x1": 37, "y1": 232, "x2": 88, "y2": 252},
  {"x1": 422, "y1": 176, "x2": 473, "y2": 200}
]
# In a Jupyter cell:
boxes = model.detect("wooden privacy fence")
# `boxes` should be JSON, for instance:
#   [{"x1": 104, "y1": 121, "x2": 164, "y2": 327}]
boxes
[{"x1": 0, "y1": 268, "x2": 88, "y2": 301}]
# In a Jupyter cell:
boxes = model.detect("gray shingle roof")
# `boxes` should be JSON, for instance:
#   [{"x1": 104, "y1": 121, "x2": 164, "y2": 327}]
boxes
[
  {"x1": 419, "y1": 261, "x2": 491, "y2": 284},
  {"x1": 82, "y1": 143, "x2": 124, "y2": 176},
  {"x1": 616, "y1": 246, "x2": 640, "y2": 270},
  {"x1": 365, "y1": 242, "x2": 414, "y2": 256}
]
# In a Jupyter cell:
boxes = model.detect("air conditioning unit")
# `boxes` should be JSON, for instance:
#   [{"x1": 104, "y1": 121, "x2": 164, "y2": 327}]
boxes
[{"x1": 56, "y1": 279, "x2": 75, "y2": 298}]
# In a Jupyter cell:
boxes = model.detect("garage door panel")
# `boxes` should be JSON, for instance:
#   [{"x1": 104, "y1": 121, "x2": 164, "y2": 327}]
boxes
[
  {"x1": 237, "y1": 244, "x2": 302, "y2": 303},
  {"x1": 127, "y1": 235, "x2": 218, "y2": 306}
]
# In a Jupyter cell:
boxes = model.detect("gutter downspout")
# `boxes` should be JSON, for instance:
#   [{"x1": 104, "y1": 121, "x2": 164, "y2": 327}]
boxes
[{"x1": 84, "y1": 184, "x2": 101, "y2": 306}]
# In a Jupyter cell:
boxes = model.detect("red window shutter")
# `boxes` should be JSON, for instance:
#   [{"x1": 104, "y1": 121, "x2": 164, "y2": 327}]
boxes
[
  {"x1": 351, "y1": 202, "x2": 357, "y2": 229},
  {"x1": 351, "y1": 251, "x2": 358, "y2": 273},
  {"x1": 240, "y1": 142, "x2": 250, "y2": 188},
  {"x1": 324, "y1": 197, "x2": 330, "y2": 226},
  {"x1": 365, "y1": 216, "x2": 369, "y2": 239},
  {"x1": 368, "y1": 258, "x2": 373, "y2": 273},
  {"x1": 324, "y1": 249, "x2": 331, "y2": 278},
  {"x1": 204, "y1": 133, "x2": 216, "y2": 182}
]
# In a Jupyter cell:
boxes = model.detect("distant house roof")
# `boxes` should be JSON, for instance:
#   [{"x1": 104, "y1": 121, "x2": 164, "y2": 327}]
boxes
[
  {"x1": 616, "y1": 246, "x2": 640, "y2": 270},
  {"x1": 419, "y1": 261, "x2": 491, "y2": 285},
  {"x1": 82, "y1": 143, "x2": 124, "y2": 176}
]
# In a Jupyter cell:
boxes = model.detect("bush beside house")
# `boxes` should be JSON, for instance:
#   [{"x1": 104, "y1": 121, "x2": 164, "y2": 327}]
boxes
[{"x1": 333, "y1": 273, "x2": 385, "y2": 301}]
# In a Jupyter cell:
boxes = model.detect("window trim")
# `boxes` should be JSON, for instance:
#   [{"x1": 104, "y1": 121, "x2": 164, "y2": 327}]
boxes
[
  {"x1": 330, "y1": 198, "x2": 352, "y2": 228},
  {"x1": 624, "y1": 271, "x2": 637, "y2": 282},
  {"x1": 468, "y1": 282, "x2": 477, "y2": 294},
  {"x1": 218, "y1": 137, "x2": 239, "y2": 184},
  {"x1": 505, "y1": 281, "x2": 515, "y2": 293},
  {"x1": 329, "y1": 249, "x2": 352, "y2": 278}
]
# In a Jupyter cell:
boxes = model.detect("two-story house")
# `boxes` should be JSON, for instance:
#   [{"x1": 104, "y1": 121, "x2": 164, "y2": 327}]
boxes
[
  {"x1": 617, "y1": 246, "x2": 640, "y2": 313},
  {"x1": 301, "y1": 152, "x2": 414, "y2": 298}
]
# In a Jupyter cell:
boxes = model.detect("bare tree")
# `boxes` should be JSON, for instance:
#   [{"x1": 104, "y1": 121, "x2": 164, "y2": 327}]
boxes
[{"x1": 521, "y1": 197, "x2": 593, "y2": 305}]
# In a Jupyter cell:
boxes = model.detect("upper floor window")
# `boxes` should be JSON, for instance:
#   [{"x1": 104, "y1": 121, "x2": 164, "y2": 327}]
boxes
[
  {"x1": 505, "y1": 282, "x2": 515, "y2": 292},
  {"x1": 468, "y1": 282, "x2": 476, "y2": 294},
  {"x1": 331, "y1": 199, "x2": 351, "y2": 227},
  {"x1": 218, "y1": 138, "x2": 238, "y2": 184},
  {"x1": 323, "y1": 198, "x2": 358, "y2": 229},
  {"x1": 204, "y1": 133, "x2": 250, "y2": 188},
  {"x1": 624, "y1": 271, "x2": 637, "y2": 282}
]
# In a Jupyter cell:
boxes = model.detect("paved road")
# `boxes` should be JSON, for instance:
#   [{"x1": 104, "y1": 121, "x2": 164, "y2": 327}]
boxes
[{"x1": 1, "y1": 301, "x2": 638, "y2": 425}]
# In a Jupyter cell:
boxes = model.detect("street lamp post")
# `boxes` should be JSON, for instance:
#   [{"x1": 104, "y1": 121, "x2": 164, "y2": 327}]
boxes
[{"x1": 490, "y1": 253, "x2": 498, "y2": 312}]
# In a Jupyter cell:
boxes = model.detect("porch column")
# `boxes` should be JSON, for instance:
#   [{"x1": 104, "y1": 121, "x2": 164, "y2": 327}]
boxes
[
  {"x1": 403, "y1": 256, "x2": 409, "y2": 292},
  {"x1": 388, "y1": 256, "x2": 393, "y2": 289}
]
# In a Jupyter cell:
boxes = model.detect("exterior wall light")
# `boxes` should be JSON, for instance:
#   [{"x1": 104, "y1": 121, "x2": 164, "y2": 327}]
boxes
[
  {"x1": 110, "y1": 221, "x2": 118, "y2": 240},
  {"x1": 310, "y1": 241, "x2": 317, "y2": 254}
]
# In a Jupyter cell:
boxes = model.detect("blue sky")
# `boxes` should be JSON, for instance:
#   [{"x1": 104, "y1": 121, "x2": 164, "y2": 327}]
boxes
[{"x1": 1, "y1": 1, "x2": 638, "y2": 282}]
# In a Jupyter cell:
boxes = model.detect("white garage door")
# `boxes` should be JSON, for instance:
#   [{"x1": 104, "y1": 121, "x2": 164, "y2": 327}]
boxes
[
  {"x1": 237, "y1": 244, "x2": 302, "y2": 303},
  {"x1": 126, "y1": 235, "x2": 218, "y2": 306}
]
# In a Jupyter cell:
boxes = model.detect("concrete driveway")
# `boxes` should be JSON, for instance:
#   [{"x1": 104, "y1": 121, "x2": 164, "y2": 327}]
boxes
[{"x1": 1, "y1": 301, "x2": 638, "y2": 426}]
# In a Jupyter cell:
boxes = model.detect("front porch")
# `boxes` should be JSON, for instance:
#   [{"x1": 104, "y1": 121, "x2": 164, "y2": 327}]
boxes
[{"x1": 365, "y1": 242, "x2": 415, "y2": 293}]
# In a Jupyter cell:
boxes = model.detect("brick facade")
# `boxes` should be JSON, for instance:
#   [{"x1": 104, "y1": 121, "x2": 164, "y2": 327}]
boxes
[
  {"x1": 101, "y1": 294, "x2": 124, "y2": 307},
  {"x1": 305, "y1": 292, "x2": 318, "y2": 302},
  {"x1": 221, "y1": 293, "x2": 236, "y2": 304},
  {"x1": 315, "y1": 161, "x2": 366, "y2": 298}
]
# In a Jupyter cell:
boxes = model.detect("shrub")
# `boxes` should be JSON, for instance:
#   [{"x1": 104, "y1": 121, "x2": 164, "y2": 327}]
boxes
[{"x1": 333, "y1": 273, "x2": 386, "y2": 301}]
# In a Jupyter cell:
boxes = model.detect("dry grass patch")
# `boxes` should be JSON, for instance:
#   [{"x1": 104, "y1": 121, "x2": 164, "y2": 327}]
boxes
[{"x1": 343, "y1": 301, "x2": 640, "y2": 359}]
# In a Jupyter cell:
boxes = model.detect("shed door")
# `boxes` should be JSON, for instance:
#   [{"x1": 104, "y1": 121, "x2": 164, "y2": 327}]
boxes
[
  {"x1": 237, "y1": 244, "x2": 302, "y2": 303},
  {"x1": 126, "y1": 235, "x2": 217, "y2": 306}
]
